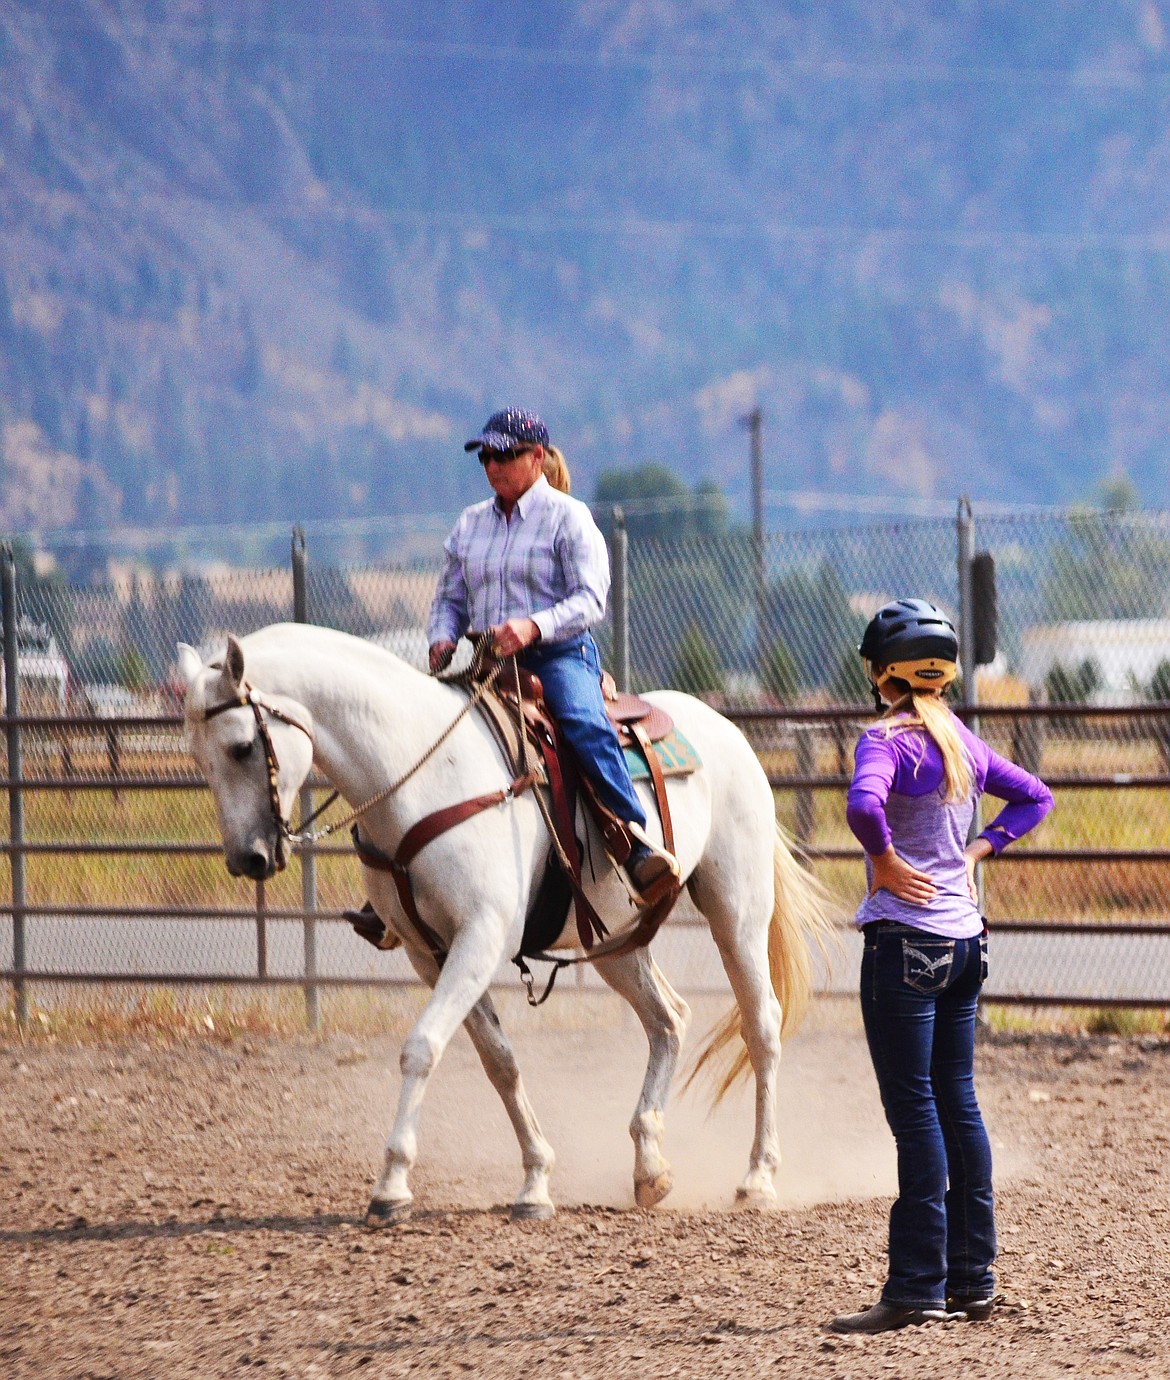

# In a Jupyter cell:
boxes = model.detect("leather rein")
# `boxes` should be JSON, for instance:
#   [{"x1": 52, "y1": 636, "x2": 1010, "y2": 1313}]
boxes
[{"x1": 201, "y1": 668, "x2": 680, "y2": 1000}]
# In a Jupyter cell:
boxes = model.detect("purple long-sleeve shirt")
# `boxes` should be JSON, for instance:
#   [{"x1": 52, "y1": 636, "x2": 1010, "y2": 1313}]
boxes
[{"x1": 847, "y1": 712, "x2": 1054, "y2": 937}]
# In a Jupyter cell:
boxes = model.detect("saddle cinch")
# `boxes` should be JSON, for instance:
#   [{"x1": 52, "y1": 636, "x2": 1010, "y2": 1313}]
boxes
[{"x1": 350, "y1": 654, "x2": 701, "y2": 999}]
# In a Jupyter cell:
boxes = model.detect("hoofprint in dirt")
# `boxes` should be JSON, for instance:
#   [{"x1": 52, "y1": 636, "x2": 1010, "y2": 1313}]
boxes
[{"x1": 2, "y1": 1000, "x2": 1169, "y2": 1379}]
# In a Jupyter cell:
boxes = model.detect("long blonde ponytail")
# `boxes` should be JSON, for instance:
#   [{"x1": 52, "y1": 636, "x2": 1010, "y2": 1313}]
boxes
[
  {"x1": 881, "y1": 687, "x2": 973, "y2": 803},
  {"x1": 543, "y1": 445, "x2": 571, "y2": 493}
]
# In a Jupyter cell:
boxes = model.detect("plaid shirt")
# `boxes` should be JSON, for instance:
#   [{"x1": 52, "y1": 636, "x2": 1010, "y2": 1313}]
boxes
[{"x1": 427, "y1": 475, "x2": 610, "y2": 647}]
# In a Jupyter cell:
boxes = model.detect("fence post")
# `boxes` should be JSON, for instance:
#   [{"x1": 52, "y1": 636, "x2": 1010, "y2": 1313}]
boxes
[
  {"x1": 292, "y1": 526, "x2": 320, "y2": 1032},
  {"x1": 256, "y1": 877, "x2": 268, "y2": 980},
  {"x1": 1013, "y1": 689, "x2": 1044, "y2": 778},
  {"x1": 106, "y1": 723, "x2": 121, "y2": 803},
  {"x1": 956, "y1": 498, "x2": 985, "y2": 912},
  {"x1": 739, "y1": 407, "x2": 766, "y2": 669},
  {"x1": 611, "y1": 507, "x2": 630, "y2": 693},
  {"x1": 2, "y1": 547, "x2": 27, "y2": 1029}
]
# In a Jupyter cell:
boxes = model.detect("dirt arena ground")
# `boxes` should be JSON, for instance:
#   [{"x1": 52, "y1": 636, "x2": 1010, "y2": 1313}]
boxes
[{"x1": 3, "y1": 991, "x2": 1170, "y2": 1379}]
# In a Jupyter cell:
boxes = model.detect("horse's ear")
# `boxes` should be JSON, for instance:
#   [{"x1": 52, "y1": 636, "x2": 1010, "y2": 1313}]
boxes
[
  {"x1": 176, "y1": 643, "x2": 202, "y2": 685},
  {"x1": 224, "y1": 635, "x2": 245, "y2": 690}
]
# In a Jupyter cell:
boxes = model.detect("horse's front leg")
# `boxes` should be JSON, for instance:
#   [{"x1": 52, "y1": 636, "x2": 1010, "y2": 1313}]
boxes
[
  {"x1": 387, "y1": 941, "x2": 556, "y2": 1222},
  {"x1": 366, "y1": 920, "x2": 508, "y2": 1227},
  {"x1": 594, "y1": 948, "x2": 690, "y2": 1209}
]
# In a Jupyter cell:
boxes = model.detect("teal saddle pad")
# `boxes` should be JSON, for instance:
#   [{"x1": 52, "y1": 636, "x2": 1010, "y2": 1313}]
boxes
[{"x1": 622, "y1": 727, "x2": 702, "y2": 781}]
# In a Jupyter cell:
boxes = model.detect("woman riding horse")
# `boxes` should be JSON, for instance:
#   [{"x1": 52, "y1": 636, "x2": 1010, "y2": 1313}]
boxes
[{"x1": 427, "y1": 407, "x2": 677, "y2": 894}]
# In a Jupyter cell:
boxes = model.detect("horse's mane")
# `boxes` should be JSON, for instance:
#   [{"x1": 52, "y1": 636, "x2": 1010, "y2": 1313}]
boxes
[{"x1": 241, "y1": 623, "x2": 425, "y2": 678}]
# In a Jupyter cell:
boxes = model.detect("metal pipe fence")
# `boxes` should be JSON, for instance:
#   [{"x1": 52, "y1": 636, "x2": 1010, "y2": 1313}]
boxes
[
  {"x1": 5, "y1": 501, "x2": 1170, "y2": 1023},
  {"x1": 2, "y1": 695, "x2": 1169, "y2": 1018}
]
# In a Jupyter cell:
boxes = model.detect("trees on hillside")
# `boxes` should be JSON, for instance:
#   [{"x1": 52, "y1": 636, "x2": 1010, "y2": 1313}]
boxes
[
  {"x1": 594, "y1": 466, "x2": 730, "y2": 543},
  {"x1": 761, "y1": 560, "x2": 866, "y2": 698},
  {"x1": 594, "y1": 465, "x2": 743, "y2": 690},
  {"x1": 593, "y1": 466, "x2": 875, "y2": 702},
  {"x1": 1042, "y1": 480, "x2": 1170, "y2": 622}
]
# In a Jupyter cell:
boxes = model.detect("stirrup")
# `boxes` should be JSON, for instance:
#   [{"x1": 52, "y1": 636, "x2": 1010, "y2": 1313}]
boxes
[
  {"x1": 344, "y1": 900, "x2": 401, "y2": 951},
  {"x1": 627, "y1": 820, "x2": 680, "y2": 878}
]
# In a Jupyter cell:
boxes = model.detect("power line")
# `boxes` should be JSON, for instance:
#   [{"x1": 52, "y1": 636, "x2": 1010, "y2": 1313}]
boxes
[
  {"x1": 20, "y1": 183, "x2": 1170, "y2": 254},
  {"x1": 16, "y1": 512, "x2": 457, "y2": 553},
  {"x1": 23, "y1": 11, "x2": 1170, "y2": 89},
  {"x1": 761, "y1": 489, "x2": 1059, "y2": 519}
]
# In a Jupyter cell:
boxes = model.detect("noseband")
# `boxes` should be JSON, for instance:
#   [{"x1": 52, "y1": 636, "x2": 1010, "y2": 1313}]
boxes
[
  {"x1": 199, "y1": 670, "x2": 490, "y2": 849},
  {"x1": 203, "y1": 684, "x2": 317, "y2": 842}
]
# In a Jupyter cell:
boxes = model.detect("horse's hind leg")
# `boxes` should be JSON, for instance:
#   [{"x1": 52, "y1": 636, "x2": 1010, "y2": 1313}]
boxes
[
  {"x1": 688, "y1": 867, "x2": 783, "y2": 1205},
  {"x1": 462, "y1": 993, "x2": 557, "y2": 1220},
  {"x1": 367, "y1": 923, "x2": 509, "y2": 1228},
  {"x1": 594, "y1": 948, "x2": 690, "y2": 1209}
]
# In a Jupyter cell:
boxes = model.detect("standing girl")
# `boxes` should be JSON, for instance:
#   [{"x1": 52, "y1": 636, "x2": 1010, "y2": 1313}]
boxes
[{"x1": 826, "y1": 598, "x2": 1053, "y2": 1335}]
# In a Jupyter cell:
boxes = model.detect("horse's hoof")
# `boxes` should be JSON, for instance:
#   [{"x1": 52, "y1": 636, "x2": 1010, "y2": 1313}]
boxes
[
  {"x1": 735, "y1": 1186, "x2": 778, "y2": 1212},
  {"x1": 634, "y1": 1171, "x2": 674, "y2": 1209},
  {"x1": 365, "y1": 1197, "x2": 412, "y2": 1228},
  {"x1": 510, "y1": 1200, "x2": 556, "y2": 1223}
]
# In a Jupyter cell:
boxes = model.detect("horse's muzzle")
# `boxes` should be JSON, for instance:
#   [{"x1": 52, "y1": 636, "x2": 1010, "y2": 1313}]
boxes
[
  {"x1": 241, "y1": 849, "x2": 272, "y2": 880},
  {"x1": 227, "y1": 838, "x2": 282, "y2": 880}
]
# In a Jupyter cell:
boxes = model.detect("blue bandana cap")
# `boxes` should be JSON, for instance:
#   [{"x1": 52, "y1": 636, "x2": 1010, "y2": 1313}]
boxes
[{"x1": 463, "y1": 408, "x2": 550, "y2": 454}]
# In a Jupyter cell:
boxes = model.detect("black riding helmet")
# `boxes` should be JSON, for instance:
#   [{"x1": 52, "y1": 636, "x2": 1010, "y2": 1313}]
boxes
[
  {"x1": 858, "y1": 598, "x2": 959, "y2": 667},
  {"x1": 859, "y1": 599, "x2": 959, "y2": 708}
]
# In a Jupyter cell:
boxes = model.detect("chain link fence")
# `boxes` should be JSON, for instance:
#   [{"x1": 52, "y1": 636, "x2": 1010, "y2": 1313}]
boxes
[{"x1": 5, "y1": 502, "x2": 1170, "y2": 1020}]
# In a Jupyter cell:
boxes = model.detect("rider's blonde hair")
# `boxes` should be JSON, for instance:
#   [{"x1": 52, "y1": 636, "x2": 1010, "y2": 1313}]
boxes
[
  {"x1": 543, "y1": 445, "x2": 571, "y2": 493},
  {"x1": 879, "y1": 681, "x2": 973, "y2": 804}
]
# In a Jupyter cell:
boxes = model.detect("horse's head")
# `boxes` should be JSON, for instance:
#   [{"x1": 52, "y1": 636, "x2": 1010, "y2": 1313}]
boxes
[{"x1": 178, "y1": 635, "x2": 315, "y2": 880}]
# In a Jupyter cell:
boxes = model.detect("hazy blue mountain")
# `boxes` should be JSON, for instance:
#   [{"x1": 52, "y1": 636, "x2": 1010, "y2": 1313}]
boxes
[{"x1": 4, "y1": 0, "x2": 1170, "y2": 556}]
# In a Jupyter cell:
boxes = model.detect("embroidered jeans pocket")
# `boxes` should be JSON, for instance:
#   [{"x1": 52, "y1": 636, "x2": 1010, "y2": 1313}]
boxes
[{"x1": 901, "y1": 937, "x2": 955, "y2": 994}]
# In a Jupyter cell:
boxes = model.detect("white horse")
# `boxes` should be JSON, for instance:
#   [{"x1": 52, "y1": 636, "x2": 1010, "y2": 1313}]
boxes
[{"x1": 179, "y1": 623, "x2": 836, "y2": 1225}]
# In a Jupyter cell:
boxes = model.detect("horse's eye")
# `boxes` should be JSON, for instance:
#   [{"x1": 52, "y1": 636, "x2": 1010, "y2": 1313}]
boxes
[{"x1": 229, "y1": 740, "x2": 255, "y2": 763}]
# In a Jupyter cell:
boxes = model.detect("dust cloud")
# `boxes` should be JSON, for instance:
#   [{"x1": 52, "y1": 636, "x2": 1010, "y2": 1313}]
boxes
[{"x1": 341, "y1": 992, "x2": 1026, "y2": 1215}]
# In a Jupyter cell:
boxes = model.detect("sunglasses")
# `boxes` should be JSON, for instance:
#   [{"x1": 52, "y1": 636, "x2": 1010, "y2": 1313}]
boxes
[{"x1": 478, "y1": 447, "x2": 533, "y2": 466}]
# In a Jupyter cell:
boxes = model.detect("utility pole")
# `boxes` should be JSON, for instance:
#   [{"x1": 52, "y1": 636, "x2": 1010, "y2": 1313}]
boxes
[
  {"x1": 956, "y1": 497, "x2": 984, "y2": 913},
  {"x1": 291, "y1": 527, "x2": 319, "y2": 1033},
  {"x1": 739, "y1": 407, "x2": 766, "y2": 666}
]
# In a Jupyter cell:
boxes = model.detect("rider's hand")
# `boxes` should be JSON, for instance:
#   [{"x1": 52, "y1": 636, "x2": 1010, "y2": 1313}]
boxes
[
  {"x1": 429, "y1": 640, "x2": 457, "y2": 673},
  {"x1": 868, "y1": 846, "x2": 937, "y2": 906},
  {"x1": 491, "y1": 618, "x2": 541, "y2": 658},
  {"x1": 600, "y1": 669, "x2": 618, "y2": 701}
]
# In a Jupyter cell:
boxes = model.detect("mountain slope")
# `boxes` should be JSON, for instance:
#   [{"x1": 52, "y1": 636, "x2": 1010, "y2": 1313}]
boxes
[{"x1": 4, "y1": 0, "x2": 1170, "y2": 558}]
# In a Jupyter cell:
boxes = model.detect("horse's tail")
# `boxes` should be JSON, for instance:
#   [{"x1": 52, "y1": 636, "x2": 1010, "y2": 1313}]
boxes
[{"x1": 685, "y1": 820, "x2": 842, "y2": 1105}]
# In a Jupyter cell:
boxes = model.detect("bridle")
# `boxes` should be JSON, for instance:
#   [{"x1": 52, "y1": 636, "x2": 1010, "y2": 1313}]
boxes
[
  {"x1": 202, "y1": 684, "x2": 320, "y2": 845},
  {"x1": 200, "y1": 670, "x2": 501, "y2": 848}
]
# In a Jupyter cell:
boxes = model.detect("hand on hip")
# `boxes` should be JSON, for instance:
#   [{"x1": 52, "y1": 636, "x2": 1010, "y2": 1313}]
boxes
[{"x1": 869, "y1": 847, "x2": 937, "y2": 906}]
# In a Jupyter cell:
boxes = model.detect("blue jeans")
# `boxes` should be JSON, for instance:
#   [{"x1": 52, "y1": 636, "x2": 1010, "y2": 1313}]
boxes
[
  {"x1": 520, "y1": 633, "x2": 646, "y2": 828},
  {"x1": 860, "y1": 922, "x2": 995, "y2": 1309}
]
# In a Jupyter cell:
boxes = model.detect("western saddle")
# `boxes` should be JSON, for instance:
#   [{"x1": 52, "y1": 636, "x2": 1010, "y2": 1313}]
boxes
[{"x1": 348, "y1": 650, "x2": 690, "y2": 1001}]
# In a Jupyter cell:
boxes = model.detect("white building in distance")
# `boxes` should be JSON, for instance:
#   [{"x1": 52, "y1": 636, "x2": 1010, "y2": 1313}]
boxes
[{"x1": 1019, "y1": 618, "x2": 1170, "y2": 703}]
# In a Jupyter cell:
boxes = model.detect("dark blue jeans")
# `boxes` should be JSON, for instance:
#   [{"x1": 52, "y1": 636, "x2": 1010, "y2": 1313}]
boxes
[
  {"x1": 860, "y1": 922, "x2": 995, "y2": 1309},
  {"x1": 519, "y1": 633, "x2": 646, "y2": 828}
]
